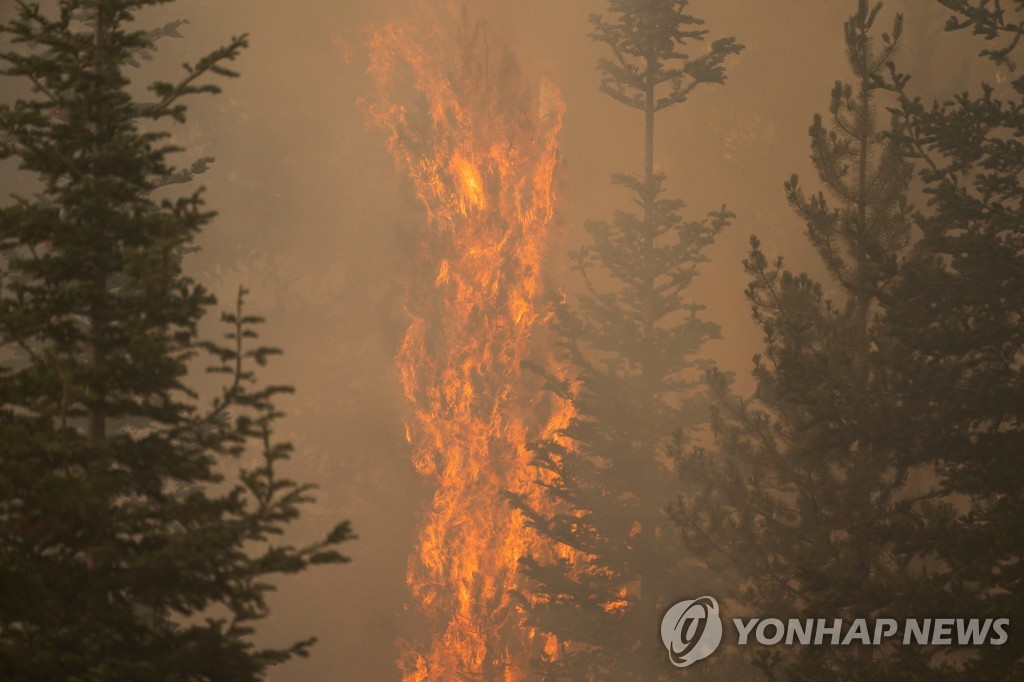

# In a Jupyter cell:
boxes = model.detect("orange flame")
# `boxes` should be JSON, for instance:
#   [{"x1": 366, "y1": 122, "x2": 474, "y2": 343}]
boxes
[{"x1": 364, "y1": 4, "x2": 569, "y2": 679}]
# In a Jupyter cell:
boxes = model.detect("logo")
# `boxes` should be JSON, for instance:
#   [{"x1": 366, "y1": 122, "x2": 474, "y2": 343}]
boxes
[
  {"x1": 661, "y1": 596, "x2": 723, "y2": 668},
  {"x1": 657, "y1": 595, "x2": 1010, "y2": 670}
]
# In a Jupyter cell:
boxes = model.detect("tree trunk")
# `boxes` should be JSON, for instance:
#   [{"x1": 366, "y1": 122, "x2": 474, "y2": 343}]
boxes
[
  {"x1": 637, "y1": 49, "x2": 661, "y2": 682},
  {"x1": 88, "y1": 6, "x2": 107, "y2": 442}
]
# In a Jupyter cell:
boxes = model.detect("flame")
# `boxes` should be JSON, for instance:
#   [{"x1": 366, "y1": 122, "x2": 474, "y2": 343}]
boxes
[{"x1": 364, "y1": 4, "x2": 569, "y2": 679}]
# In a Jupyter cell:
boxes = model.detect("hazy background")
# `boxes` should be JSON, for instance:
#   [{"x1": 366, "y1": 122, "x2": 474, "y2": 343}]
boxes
[{"x1": 0, "y1": 1, "x2": 987, "y2": 679}]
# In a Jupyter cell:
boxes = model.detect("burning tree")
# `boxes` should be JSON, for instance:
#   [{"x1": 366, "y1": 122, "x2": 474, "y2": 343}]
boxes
[
  {"x1": 512, "y1": 1, "x2": 741, "y2": 679},
  {"x1": 363, "y1": 4, "x2": 568, "y2": 680}
]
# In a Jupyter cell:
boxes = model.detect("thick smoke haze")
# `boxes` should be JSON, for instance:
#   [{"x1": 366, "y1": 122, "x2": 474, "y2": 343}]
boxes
[{"x1": 0, "y1": 1, "x2": 987, "y2": 680}]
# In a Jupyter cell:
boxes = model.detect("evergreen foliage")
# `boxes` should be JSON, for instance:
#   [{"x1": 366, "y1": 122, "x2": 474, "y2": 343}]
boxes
[
  {"x1": 0, "y1": 2, "x2": 353, "y2": 679},
  {"x1": 883, "y1": 1, "x2": 1024, "y2": 677},
  {"x1": 674, "y1": 3, "x2": 937, "y2": 678},
  {"x1": 513, "y1": 2, "x2": 741, "y2": 679}
]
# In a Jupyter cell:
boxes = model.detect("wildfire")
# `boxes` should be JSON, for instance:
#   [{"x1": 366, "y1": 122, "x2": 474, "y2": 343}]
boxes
[{"x1": 364, "y1": 3, "x2": 567, "y2": 679}]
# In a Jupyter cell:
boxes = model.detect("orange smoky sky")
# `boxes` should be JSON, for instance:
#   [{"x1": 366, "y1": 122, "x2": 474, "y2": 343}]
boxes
[{"x1": 0, "y1": 1, "x2": 983, "y2": 680}]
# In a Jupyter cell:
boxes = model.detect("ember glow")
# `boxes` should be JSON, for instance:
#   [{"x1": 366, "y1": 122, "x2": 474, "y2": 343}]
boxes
[{"x1": 364, "y1": 4, "x2": 567, "y2": 679}]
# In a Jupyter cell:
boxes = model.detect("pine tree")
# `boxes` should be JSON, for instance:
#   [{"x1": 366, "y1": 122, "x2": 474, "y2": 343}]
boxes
[
  {"x1": 0, "y1": 2, "x2": 353, "y2": 679},
  {"x1": 883, "y1": 1, "x2": 1024, "y2": 677},
  {"x1": 675, "y1": 3, "x2": 938, "y2": 679},
  {"x1": 513, "y1": 2, "x2": 741, "y2": 679}
]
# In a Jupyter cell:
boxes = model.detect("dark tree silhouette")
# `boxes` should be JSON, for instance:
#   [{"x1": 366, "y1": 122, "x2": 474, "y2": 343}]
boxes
[
  {"x1": 884, "y1": 1, "x2": 1024, "y2": 677},
  {"x1": 513, "y1": 1, "x2": 741, "y2": 679},
  {"x1": 675, "y1": 3, "x2": 940, "y2": 679},
  {"x1": 0, "y1": 2, "x2": 353, "y2": 679}
]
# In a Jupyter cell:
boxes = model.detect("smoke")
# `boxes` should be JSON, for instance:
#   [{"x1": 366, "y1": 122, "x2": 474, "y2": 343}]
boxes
[{"x1": 0, "y1": 1, "x2": 981, "y2": 679}]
